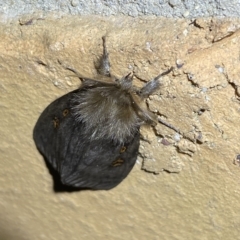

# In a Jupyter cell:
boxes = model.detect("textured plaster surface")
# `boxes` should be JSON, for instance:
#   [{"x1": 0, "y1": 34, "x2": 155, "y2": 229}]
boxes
[
  {"x1": 1, "y1": 0, "x2": 240, "y2": 21},
  {"x1": 1, "y1": 16, "x2": 240, "y2": 240}
]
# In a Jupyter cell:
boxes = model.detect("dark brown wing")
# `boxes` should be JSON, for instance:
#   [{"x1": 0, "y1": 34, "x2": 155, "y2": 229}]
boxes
[{"x1": 33, "y1": 90, "x2": 140, "y2": 190}]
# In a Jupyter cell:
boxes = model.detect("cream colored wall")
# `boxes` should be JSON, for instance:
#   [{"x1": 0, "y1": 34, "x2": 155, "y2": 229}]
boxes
[{"x1": 1, "y1": 16, "x2": 240, "y2": 240}]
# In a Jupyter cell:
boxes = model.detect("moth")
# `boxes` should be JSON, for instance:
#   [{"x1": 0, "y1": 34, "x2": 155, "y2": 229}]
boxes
[{"x1": 33, "y1": 37, "x2": 172, "y2": 190}]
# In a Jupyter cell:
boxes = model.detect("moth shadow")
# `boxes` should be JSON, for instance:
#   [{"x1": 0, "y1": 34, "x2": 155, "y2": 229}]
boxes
[{"x1": 43, "y1": 157, "x2": 89, "y2": 192}]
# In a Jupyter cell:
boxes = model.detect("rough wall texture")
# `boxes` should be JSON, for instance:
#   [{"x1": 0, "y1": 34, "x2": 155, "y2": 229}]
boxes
[
  {"x1": 1, "y1": 0, "x2": 240, "y2": 20},
  {"x1": 1, "y1": 15, "x2": 240, "y2": 240}
]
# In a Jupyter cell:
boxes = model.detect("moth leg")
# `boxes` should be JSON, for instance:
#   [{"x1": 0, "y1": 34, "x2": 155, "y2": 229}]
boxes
[
  {"x1": 57, "y1": 60, "x2": 86, "y2": 80},
  {"x1": 97, "y1": 36, "x2": 111, "y2": 77},
  {"x1": 158, "y1": 117, "x2": 182, "y2": 134},
  {"x1": 64, "y1": 66, "x2": 85, "y2": 80},
  {"x1": 138, "y1": 67, "x2": 173, "y2": 98}
]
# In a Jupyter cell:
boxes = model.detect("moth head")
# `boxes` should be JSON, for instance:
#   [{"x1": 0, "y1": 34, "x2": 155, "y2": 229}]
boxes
[{"x1": 115, "y1": 72, "x2": 133, "y2": 91}]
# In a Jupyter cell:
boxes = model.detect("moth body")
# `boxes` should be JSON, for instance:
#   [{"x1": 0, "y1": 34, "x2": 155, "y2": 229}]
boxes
[{"x1": 33, "y1": 37, "x2": 172, "y2": 190}]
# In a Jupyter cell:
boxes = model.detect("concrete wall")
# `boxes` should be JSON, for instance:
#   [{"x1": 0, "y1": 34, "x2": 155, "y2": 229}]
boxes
[
  {"x1": 1, "y1": 0, "x2": 240, "y2": 20},
  {"x1": 1, "y1": 2, "x2": 240, "y2": 240}
]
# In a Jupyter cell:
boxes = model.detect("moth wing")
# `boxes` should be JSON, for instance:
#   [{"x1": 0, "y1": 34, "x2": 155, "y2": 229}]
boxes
[
  {"x1": 33, "y1": 91, "x2": 140, "y2": 190},
  {"x1": 60, "y1": 128, "x2": 140, "y2": 190},
  {"x1": 33, "y1": 91, "x2": 76, "y2": 170}
]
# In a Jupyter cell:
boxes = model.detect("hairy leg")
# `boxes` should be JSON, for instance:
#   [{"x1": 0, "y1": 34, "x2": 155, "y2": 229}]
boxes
[
  {"x1": 97, "y1": 36, "x2": 111, "y2": 77},
  {"x1": 139, "y1": 67, "x2": 173, "y2": 98}
]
